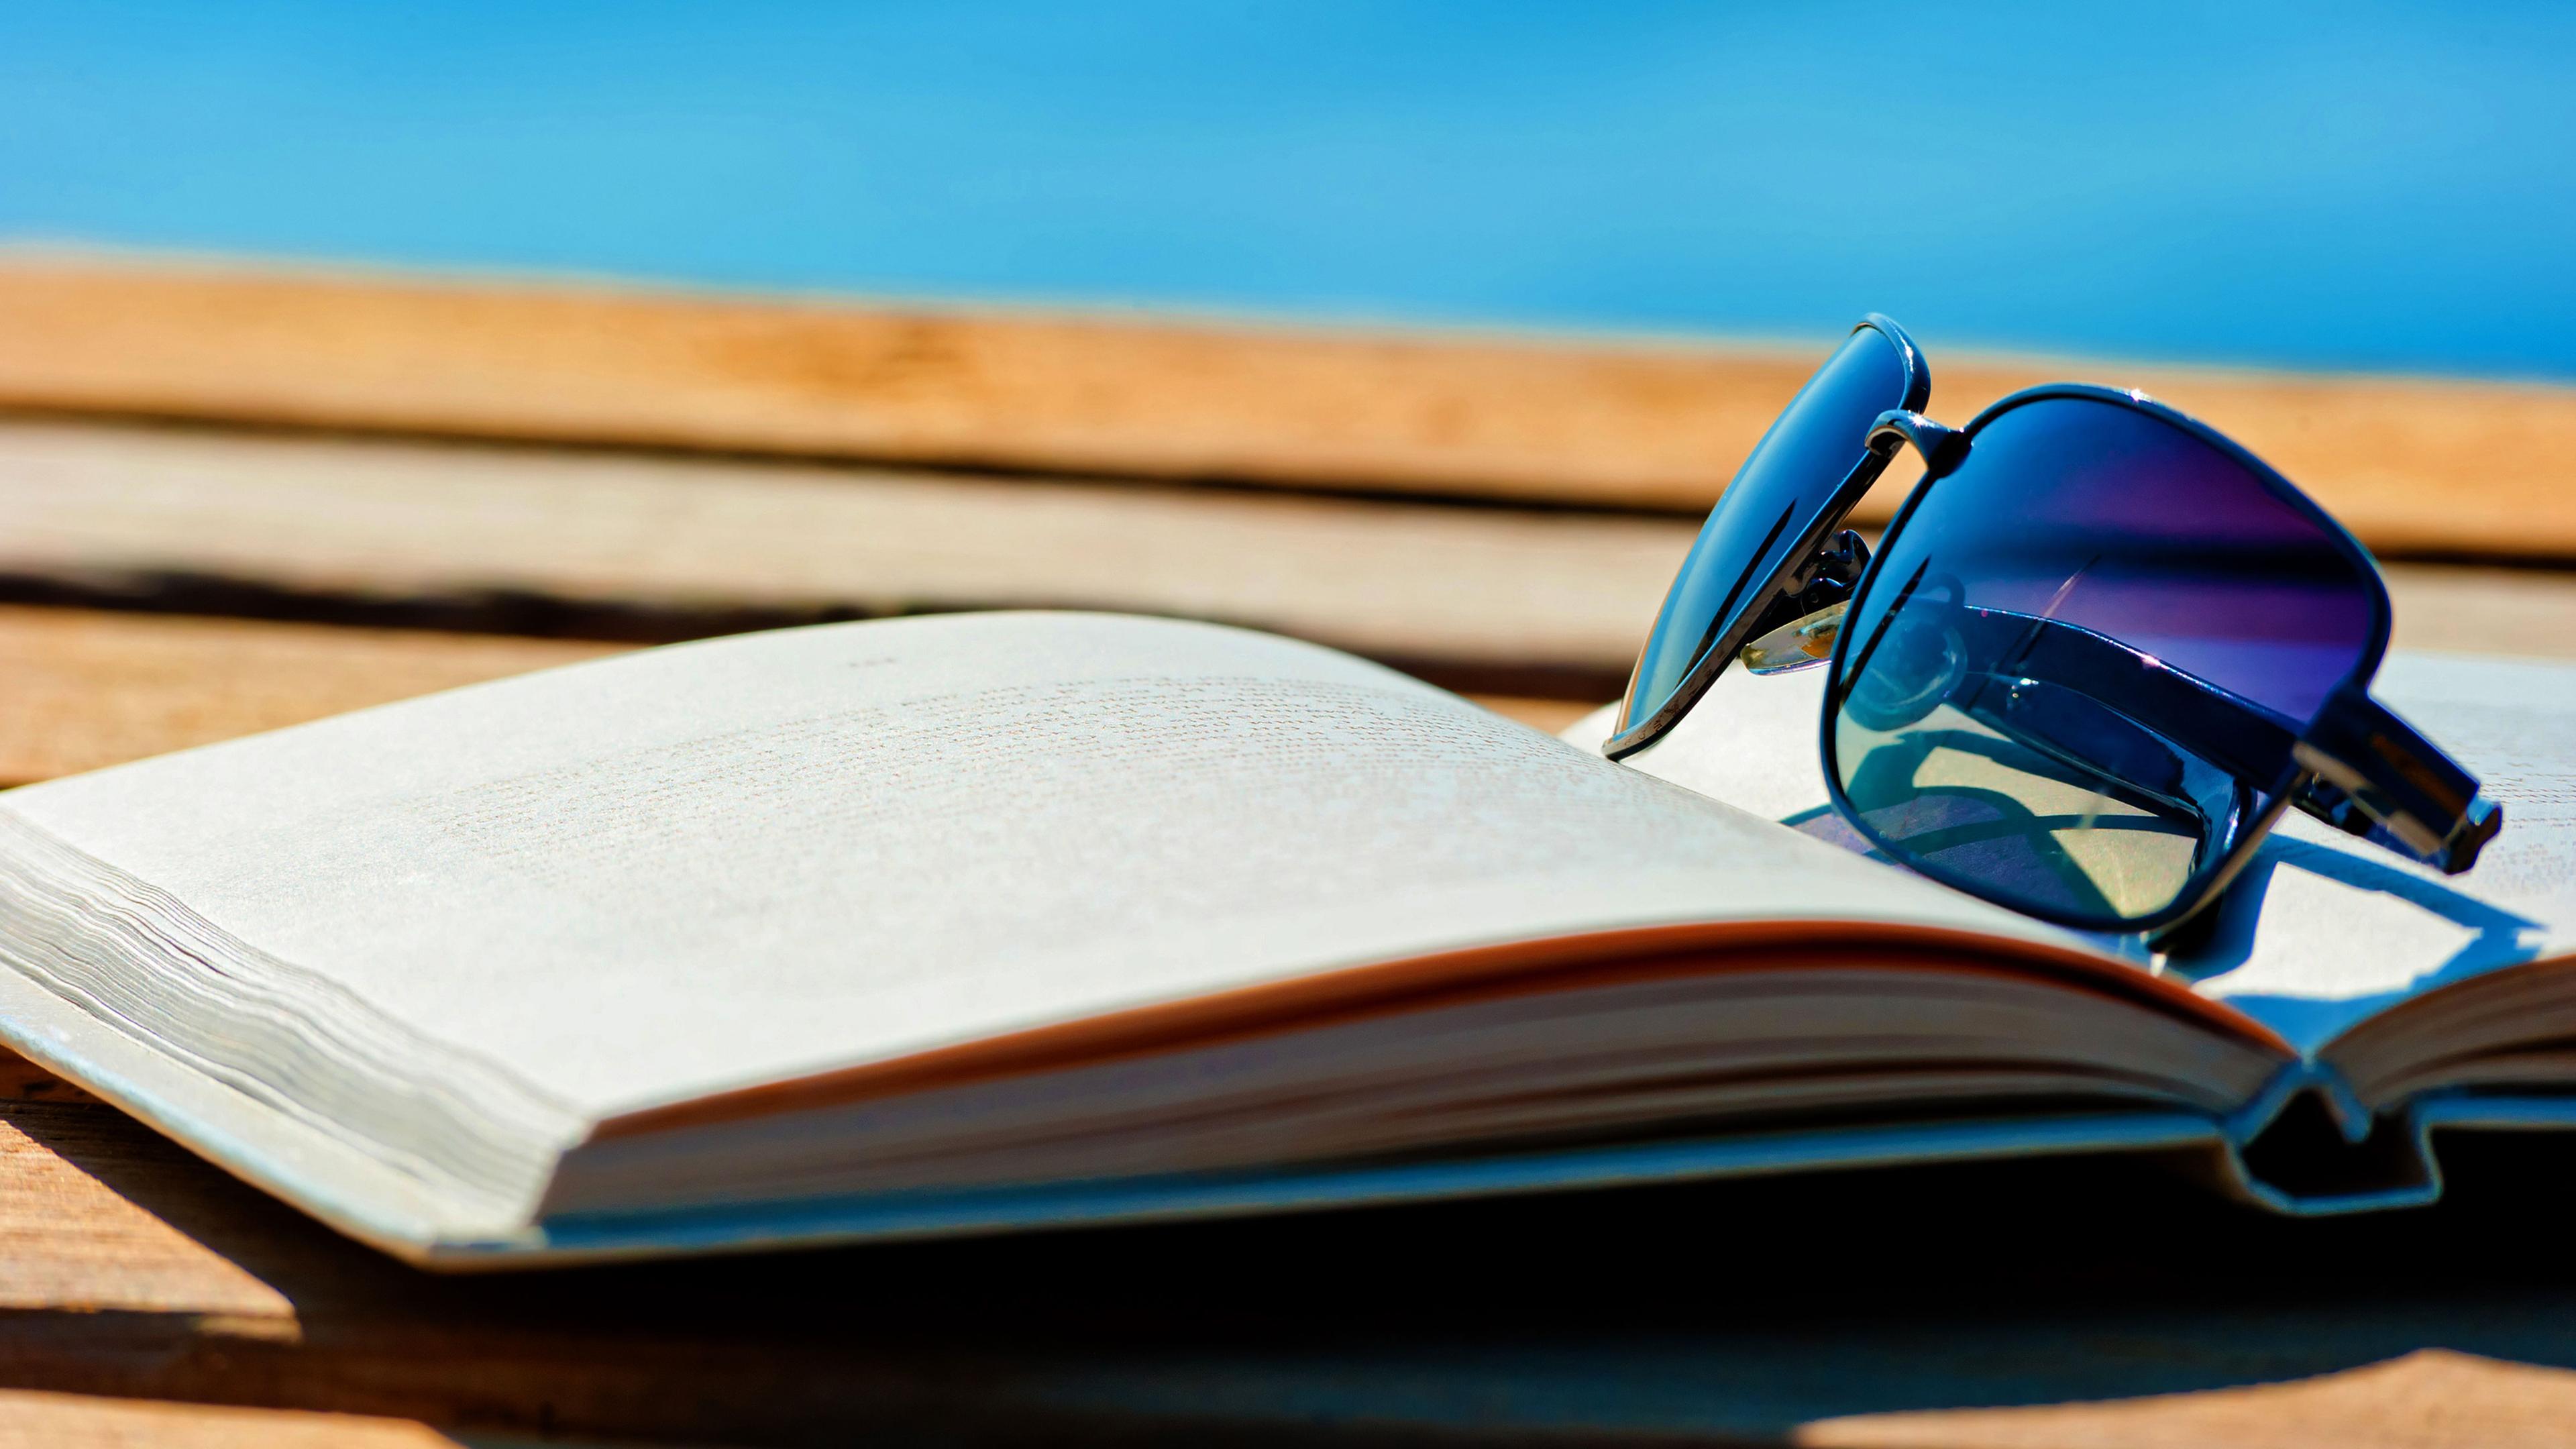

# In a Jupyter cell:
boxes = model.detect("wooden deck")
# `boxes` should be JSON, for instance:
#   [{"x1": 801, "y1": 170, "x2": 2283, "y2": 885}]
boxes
[{"x1": 1, "y1": 255, "x2": 2574, "y2": 1446}]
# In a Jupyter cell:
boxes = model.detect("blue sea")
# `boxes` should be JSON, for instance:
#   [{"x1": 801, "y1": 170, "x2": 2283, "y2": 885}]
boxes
[{"x1": 4, "y1": 2, "x2": 2570, "y2": 378}]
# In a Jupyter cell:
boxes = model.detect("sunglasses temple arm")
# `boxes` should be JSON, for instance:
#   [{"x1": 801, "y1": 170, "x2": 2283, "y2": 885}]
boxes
[
  {"x1": 2291, "y1": 684, "x2": 2504, "y2": 875},
  {"x1": 1947, "y1": 606, "x2": 2504, "y2": 875}
]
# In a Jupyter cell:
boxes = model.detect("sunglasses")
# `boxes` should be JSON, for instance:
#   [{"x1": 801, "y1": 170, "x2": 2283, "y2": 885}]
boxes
[{"x1": 1607, "y1": 315, "x2": 2504, "y2": 938}]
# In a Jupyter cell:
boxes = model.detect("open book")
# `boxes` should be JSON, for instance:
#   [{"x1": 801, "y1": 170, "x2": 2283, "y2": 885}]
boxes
[{"x1": 0, "y1": 612, "x2": 2569, "y2": 1267}]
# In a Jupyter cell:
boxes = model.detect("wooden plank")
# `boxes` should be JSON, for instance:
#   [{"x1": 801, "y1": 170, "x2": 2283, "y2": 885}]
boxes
[
  {"x1": 3, "y1": 1355, "x2": 2553, "y2": 1449},
  {"x1": 2377, "y1": 566, "x2": 2576, "y2": 665},
  {"x1": 0, "y1": 417, "x2": 1687, "y2": 698},
  {"x1": 9, "y1": 1061, "x2": 2576, "y2": 1446},
  {"x1": 0, "y1": 1091, "x2": 1006, "y2": 1444},
  {"x1": 0, "y1": 592, "x2": 2558, "y2": 789},
  {"x1": 0, "y1": 1096, "x2": 294, "y2": 1320},
  {"x1": 0, "y1": 420, "x2": 2569, "y2": 720},
  {"x1": 0, "y1": 608, "x2": 618, "y2": 785},
  {"x1": 1462, "y1": 694, "x2": 1599, "y2": 735},
  {"x1": 0, "y1": 1389, "x2": 471, "y2": 1448},
  {"x1": 1797, "y1": 1350, "x2": 2576, "y2": 1449},
  {"x1": 0, "y1": 1048, "x2": 93, "y2": 1106},
  {"x1": 3, "y1": 256, "x2": 2573, "y2": 557},
  {"x1": 0, "y1": 605, "x2": 1582, "y2": 784}
]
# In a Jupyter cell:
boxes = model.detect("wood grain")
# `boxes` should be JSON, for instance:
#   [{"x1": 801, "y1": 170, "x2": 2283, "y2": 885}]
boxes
[
  {"x1": 1799, "y1": 1350, "x2": 2576, "y2": 1449},
  {"x1": 0, "y1": 417, "x2": 1686, "y2": 697},
  {"x1": 0, "y1": 1047, "x2": 94, "y2": 1105},
  {"x1": 0, "y1": 419, "x2": 2568, "y2": 726},
  {"x1": 9, "y1": 1061, "x2": 2576, "y2": 1446},
  {"x1": 0, "y1": 1389, "x2": 469, "y2": 1448},
  {"x1": 0, "y1": 607, "x2": 619, "y2": 784},
  {"x1": 0, "y1": 606, "x2": 1587, "y2": 785},
  {"x1": 4, "y1": 256, "x2": 2573, "y2": 556},
  {"x1": 0, "y1": 582, "x2": 2550, "y2": 787},
  {"x1": 21, "y1": 1360, "x2": 2567, "y2": 1449},
  {"x1": 0, "y1": 1091, "x2": 1006, "y2": 1444},
  {"x1": 0, "y1": 1098, "x2": 295, "y2": 1320}
]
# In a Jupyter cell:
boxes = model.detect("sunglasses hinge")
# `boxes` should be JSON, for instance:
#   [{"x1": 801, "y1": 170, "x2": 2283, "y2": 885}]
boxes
[{"x1": 1868, "y1": 410, "x2": 1969, "y2": 472}]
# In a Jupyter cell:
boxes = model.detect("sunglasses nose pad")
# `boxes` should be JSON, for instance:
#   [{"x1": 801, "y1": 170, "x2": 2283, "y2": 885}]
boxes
[
  {"x1": 1741, "y1": 600, "x2": 1844, "y2": 675},
  {"x1": 1741, "y1": 602, "x2": 1845, "y2": 675},
  {"x1": 1735, "y1": 529, "x2": 1872, "y2": 677}
]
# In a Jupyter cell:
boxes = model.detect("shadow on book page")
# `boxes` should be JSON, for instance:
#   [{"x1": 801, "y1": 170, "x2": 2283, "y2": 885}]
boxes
[
  {"x1": 2160, "y1": 837, "x2": 2546, "y2": 1050},
  {"x1": 1587, "y1": 649, "x2": 2576, "y2": 1059}
]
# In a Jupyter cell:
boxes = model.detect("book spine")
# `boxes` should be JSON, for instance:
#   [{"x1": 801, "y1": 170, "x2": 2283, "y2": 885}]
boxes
[{"x1": 2206, "y1": 1061, "x2": 2444, "y2": 1214}]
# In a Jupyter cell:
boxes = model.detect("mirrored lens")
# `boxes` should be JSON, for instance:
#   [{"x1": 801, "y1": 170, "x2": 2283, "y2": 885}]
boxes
[
  {"x1": 1616, "y1": 325, "x2": 1912, "y2": 739},
  {"x1": 1827, "y1": 397, "x2": 2380, "y2": 926}
]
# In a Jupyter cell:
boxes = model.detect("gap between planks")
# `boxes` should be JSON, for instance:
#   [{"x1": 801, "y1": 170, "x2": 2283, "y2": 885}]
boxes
[
  {"x1": 0, "y1": 417, "x2": 1672, "y2": 700},
  {"x1": 0, "y1": 569, "x2": 2567, "y2": 788},
  {"x1": 3, "y1": 254, "x2": 2573, "y2": 557}
]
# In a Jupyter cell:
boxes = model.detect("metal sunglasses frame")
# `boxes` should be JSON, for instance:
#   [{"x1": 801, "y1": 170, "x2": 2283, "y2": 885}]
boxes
[
  {"x1": 1599, "y1": 314, "x2": 1928, "y2": 759},
  {"x1": 1817, "y1": 384, "x2": 2502, "y2": 937}
]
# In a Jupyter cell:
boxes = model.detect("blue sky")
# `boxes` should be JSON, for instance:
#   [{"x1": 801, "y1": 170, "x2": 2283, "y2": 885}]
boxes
[{"x1": 4, "y1": 2, "x2": 2571, "y2": 377}]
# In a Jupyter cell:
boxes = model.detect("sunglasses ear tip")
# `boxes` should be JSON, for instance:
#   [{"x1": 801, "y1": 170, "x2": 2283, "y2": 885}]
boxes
[{"x1": 2443, "y1": 798, "x2": 2506, "y2": 875}]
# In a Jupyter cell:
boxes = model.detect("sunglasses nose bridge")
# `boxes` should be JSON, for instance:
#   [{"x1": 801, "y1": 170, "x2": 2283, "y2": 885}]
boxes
[{"x1": 1870, "y1": 409, "x2": 1969, "y2": 473}]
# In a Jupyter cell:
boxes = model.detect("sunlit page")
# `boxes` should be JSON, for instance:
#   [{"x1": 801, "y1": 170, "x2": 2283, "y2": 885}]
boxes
[{"x1": 0, "y1": 612, "x2": 2048, "y2": 1118}]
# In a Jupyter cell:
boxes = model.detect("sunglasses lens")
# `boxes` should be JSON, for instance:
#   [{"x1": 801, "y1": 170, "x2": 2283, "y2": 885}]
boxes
[
  {"x1": 1827, "y1": 396, "x2": 2381, "y2": 928},
  {"x1": 1615, "y1": 324, "x2": 1913, "y2": 741}
]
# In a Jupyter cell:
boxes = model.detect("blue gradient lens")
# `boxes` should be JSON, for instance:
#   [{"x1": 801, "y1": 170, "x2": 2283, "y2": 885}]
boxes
[
  {"x1": 1826, "y1": 396, "x2": 2382, "y2": 928},
  {"x1": 1614, "y1": 323, "x2": 1915, "y2": 743}
]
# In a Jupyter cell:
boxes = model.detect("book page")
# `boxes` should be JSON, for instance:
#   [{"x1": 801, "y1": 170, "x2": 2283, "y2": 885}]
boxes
[
  {"x1": 0, "y1": 612, "x2": 2075, "y2": 1120},
  {"x1": 1591, "y1": 651, "x2": 2576, "y2": 1055}
]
